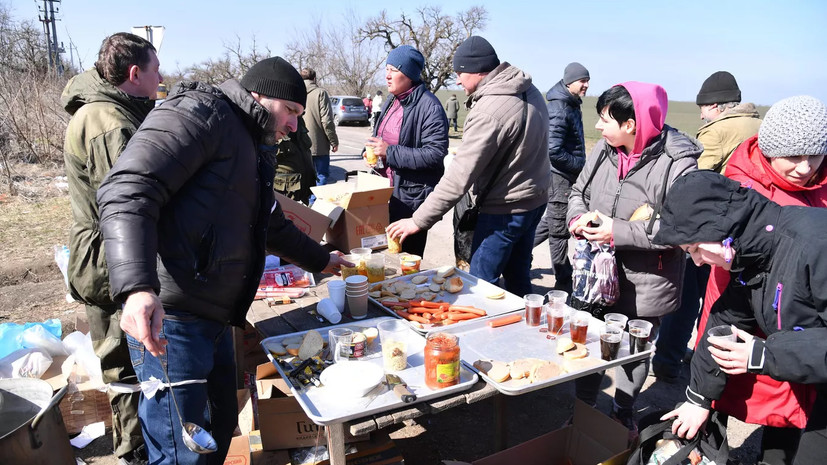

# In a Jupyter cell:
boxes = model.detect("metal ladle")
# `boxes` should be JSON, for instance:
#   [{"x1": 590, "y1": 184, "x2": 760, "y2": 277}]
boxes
[{"x1": 160, "y1": 360, "x2": 217, "y2": 454}]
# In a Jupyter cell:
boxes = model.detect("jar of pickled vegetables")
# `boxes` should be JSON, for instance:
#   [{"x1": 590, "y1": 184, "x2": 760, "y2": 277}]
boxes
[{"x1": 424, "y1": 332, "x2": 460, "y2": 389}]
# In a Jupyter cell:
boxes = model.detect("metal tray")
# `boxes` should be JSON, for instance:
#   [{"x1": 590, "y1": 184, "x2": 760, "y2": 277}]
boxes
[
  {"x1": 368, "y1": 267, "x2": 524, "y2": 334},
  {"x1": 433, "y1": 309, "x2": 653, "y2": 396},
  {"x1": 259, "y1": 316, "x2": 478, "y2": 425}
]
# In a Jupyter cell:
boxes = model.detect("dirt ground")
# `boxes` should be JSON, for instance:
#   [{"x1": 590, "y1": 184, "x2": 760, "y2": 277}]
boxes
[{"x1": 0, "y1": 164, "x2": 762, "y2": 464}]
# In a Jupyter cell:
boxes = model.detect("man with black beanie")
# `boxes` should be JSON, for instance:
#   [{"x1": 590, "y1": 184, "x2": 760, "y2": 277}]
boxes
[
  {"x1": 388, "y1": 36, "x2": 550, "y2": 296},
  {"x1": 98, "y1": 56, "x2": 350, "y2": 464}
]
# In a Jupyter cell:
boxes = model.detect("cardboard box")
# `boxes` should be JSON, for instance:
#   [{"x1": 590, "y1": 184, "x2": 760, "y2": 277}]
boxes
[
  {"x1": 224, "y1": 435, "x2": 251, "y2": 465},
  {"x1": 289, "y1": 431, "x2": 404, "y2": 465},
  {"x1": 310, "y1": 172, "x2": 393, "y2": 251},
  {"x1": 255, "y1": 363, "x2": 369, "y2": 450},
  {"x1": 249, "y1": 430, "x2": 292, "y2": 465},
  {"x1": 44, "y1": 354, "x2": 112, "y2": 434},
  {"x1": 274, "y1": 191, "x2": 332, "y2": 243},
  {"x1": 472, "y1": 400, "x2": 631, "y2": 465}
]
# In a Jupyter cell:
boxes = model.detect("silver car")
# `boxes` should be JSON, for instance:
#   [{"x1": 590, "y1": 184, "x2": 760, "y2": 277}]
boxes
[{"x1": 330, "y1": 95, "x2": 370, "y2": 126}]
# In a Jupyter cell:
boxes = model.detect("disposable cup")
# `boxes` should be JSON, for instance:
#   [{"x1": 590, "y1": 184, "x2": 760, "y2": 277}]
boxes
[
  {"x1": 317, "y1": 298, "x2": 342, "y2": 324},
  {"x1": 377, "y1": 319, "x2": 409, "y2": 372},
  {"x1": 628, "y1": 319, "x2": 653, "y2": 354},
  {"x1": 524, "y1": 294, "x2": 544, "y2": 327},
  {"x1": 340, "y1": 254, "x2": 361, "y2": 279},
  {"x1": 545, "y1": 302, "x2": 569, "y2": 337},
  {"x1": 546, "y1": 290, "x2": 569, "y2": 307},
  {"x1": 347, "y1": 293, "x2": 369, "y2": 319},
  {"x1": 350, "y1": 248, "x2": 371, "y2": 276},
  {"x1": 365, "y1": 146, "x2": 378, "y2": 165},
  {"x1": 604, "y1": 313, "x2": 628, "y2": 330},
  {"x1": 328, "y1": 281, "x2": 346, "y2": 312},
  {"x1": 366, "y1": 254, "x2": 385, "y2": 283},
  {"x1": 345, "y1": 275, "x2": 368, "y2": 286},
  {"x1": 387, "y1": 233, "x2": 402, "y2": 254},
  {"x1": 399, "y1": 254, "x2": 421, "y2": 275},
  {"x1": 328, "y1": 328, "x2": 353, "y2": 363},
  {"x1": 599, "y1": 324, "x2": 622, "y2": 361},
  {"x1": 707, "y1": 325, "x2": 737, "y2": 347},
  {"x1": 570, "y1": 310, "x2": 591, "y2": 344}
]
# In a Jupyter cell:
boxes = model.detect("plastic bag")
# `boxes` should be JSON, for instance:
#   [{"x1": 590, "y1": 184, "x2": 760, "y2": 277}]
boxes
[
  {"x1": 20, "y1": 324, "x2": 68, "y2": 356},
  {"x1": 0, "y1": 319, "x2": 62, "y2": 359},
  {"x1": 0, "y1": 348, "x2": 53, "y2": 379},
  {"x1": 62, "y1": 331, "x2": 104, "y2": 387},
  {"x1": 54, "y1": 244, "x2": 70, "y2": 288}
]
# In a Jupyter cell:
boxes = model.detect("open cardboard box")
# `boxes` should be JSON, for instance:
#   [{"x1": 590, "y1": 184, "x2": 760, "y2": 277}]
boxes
[
  {"x1": 254, "y1": 362, "x2": 369, "y2": 450},
  {"x1": 471, "y1": 400, "x2": 631, "y2": 465},
  {"x1": 43, "y1": 354, "x2": 112, "y2": 434},
  {"x1": 310, "y1": 172, "x2": 393, "y2": 251},
  {"x1": 274, "y1": 192, "x2": 332, "y2": 243}
]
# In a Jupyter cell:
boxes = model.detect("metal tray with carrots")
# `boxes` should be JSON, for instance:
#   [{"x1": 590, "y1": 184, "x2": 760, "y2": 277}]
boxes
[{"x1": 367, "y1": 266, "x2": 523, "y2": 334}]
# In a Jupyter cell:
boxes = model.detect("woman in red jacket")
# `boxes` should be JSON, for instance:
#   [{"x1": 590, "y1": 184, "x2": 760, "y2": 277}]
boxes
[{"x1": 697, "y1": 95, "x2": 827, "y2": 465}]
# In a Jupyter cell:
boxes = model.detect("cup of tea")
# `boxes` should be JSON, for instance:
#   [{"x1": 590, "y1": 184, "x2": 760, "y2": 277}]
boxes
[
  {"x1": 545, "y1": 302, "x2": 568, "y2": 338},
  {"x1": 524, "y1": 294, "x2": 544, "y2": 327},
  {"x1": 569, "y1": 310, "x2": 591, "y2": 344},
  {"x1": 707, "y1": 325, "x2": 737, "y2": 348},
  {"x1": 603, "y1": 313, "x2": 628, "y2": 330},
  {"x1": 627, "y1": 319, "x2": 653, "y2": 354},
  {"x1": 599, "y1": 324, "x2": 622, "y2": 361}
]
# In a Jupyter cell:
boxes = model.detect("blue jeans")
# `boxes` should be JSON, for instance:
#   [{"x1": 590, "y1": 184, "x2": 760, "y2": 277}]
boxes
[
  {"x1": 653, "y1": 259, "x2": 710, "y2": 377},
  {"x1": 470, "y1": 205, "x2": 544, "y2": 296},
  {"x1": 127, "y1": 311, "x2": 237, "y2": 464},
  {"x1": 313, "y1": 155, "x2": 330, "y2": 186}
]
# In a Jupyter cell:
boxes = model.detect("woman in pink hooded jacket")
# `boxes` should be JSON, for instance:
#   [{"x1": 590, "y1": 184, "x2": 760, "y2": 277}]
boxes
[{"x1": 568, "y1": 82, "x2": 700, "y2": 442}]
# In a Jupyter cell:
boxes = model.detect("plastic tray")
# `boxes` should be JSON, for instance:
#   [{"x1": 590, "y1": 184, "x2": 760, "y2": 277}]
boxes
[
  {"x1": 259, "y1": 316, "x2": 478, "y2": 425},
  {"x1": 368, "y1": 267, "x2": 524, "y2": 334},
  {"x1": 434, "y1": 309, "x2": 654, "y2": 395}
]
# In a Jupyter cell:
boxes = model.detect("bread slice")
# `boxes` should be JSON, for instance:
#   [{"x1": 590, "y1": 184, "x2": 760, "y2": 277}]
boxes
[
  {"x1": 443, "y1": 276, "x2": 464, "y2": 293},
  {"x1": 411, "y1": 275, "x2": 429, "y2": 285},
  {"x1": 285, "y1": 344, "x2": 301, "y2": 356},
  {"x1": 509, "y1": 358, "x2": 545, "y2": 380},
  {"x1": 473, "y1": 359, "x2": 510, "y2": 383},
  {"x1": 529, "y1": 361, "x2": 564, "y2": 383},
  {"x1": 556, "y1": 337, "x2": 575, "y2": 354},
  {"x1": 563, "y1": 357, "x2": 602, "y2": 373},
  {"x1": 362, "y1": 327, "x2": 379, "y2": 344},
  {"x1": 562, "y1": 343, "x2": 589, "y2": 360},
  {"x1": 265, "y1": 342, "x2": 287, "y2": 356},
  {"x1": 298, "y1": 330, "x2": 324, "y2": 360}
]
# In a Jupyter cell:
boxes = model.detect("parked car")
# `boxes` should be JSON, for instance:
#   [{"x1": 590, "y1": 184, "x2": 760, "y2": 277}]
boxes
[{"x1": 330, "y1": 95, "x2": 370, "y2": 126}]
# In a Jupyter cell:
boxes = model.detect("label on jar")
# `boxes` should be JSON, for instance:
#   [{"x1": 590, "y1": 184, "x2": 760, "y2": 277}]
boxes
[{"x1": 435, "y1": 361, "x2": 460, "y2": 384}]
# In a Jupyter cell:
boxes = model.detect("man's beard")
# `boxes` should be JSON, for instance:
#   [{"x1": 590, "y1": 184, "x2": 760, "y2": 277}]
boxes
[{"x1": 262, "y1": 132, "x2": 279, "y2": 146}]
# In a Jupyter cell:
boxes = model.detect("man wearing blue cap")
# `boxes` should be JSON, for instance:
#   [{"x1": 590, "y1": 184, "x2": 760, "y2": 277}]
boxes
[
  {"x1": 367, "y1": 45, "x2": 449, "y2": 257},
  {"x1": 388, "y1": 36, "x2": 550, "y2": 295}
]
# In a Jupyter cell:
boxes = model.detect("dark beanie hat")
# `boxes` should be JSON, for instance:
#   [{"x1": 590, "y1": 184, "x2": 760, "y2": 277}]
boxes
[
  {"x1": 696, "y1": 71, "x2": 741, "y2": 105},
  {"x1": 563, "y1": 62, "x2": 590, "y2": 85},
  {"x1": 453, "y1": 36, "x2": 499, "y2": 73},
  {"x1": 386, "y1": 45, "x2": 425, "y2": 83},
  {"x1": 240, "y1": 57, "x2": 306, "y2": 107}
]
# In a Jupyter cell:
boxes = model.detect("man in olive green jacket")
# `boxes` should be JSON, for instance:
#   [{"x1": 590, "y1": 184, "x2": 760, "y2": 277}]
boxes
[
  {"x1": 62, "y1": 32, "x2": 161, "y2": 465},
  {"x1": 695, "y1": 71, "x2": 762, "y2": 173},
  {"x1": 301, "y1": 68, "x2": 338, "y2": 186}
]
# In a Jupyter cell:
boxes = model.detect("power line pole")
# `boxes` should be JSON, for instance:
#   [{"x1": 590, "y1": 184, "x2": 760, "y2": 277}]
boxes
[{"x1": 36, "y1": 0, "x2": 64, "y2": 75}]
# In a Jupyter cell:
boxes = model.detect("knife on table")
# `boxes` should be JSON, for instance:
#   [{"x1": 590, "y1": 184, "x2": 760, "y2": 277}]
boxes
[{"x1": 386, "y1": 374, "x2": 416, "y2": 403}]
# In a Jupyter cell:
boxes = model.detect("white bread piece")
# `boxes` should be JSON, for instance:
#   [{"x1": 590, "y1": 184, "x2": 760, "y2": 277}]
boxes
[
  {"x1": 411, "y1": 275, "x2": 429, "y2": 285},
  {"x1": 435, "y1": 265, "x2": 455, "y2": 278},
  {"x1": 473, "y1": 360, "x2": 510, "y2": 383},
  {"x1": 282, "y1": 336, "x2": 303, "y2": 346},
  {"x1": 443, "y1": 276, "x2": 464, "y2": 293},
  {"x1": 362, "y1": 327, "x2": 379, "y2": 344},
  {"x1": 286, "y1": 344, "x2": 301, "y2": 356},
  {"x1": 509, "y1": 358, "x2": 546, "y2": 380},
  {"x1": 265, "y1": 342, "x2": 287, "y2": 356},
  {"x1": 563, "y1": 357, "x2": 602, "y2": 373},
  {"x1": 298, "y1": 330, "x2": 324, "y2": 360},
  {"x1": 529, "y1": 361, "x2": 564, "y2": 383},
  {"x1": 562, "y1": 343, "x2": 589, "y2": 360},
  {"x1": 556, "y1": 337, "x2": 575, "y2": 354},
  {"x1": 431, "y1": 276, "x2": 446, "y2": 285}
]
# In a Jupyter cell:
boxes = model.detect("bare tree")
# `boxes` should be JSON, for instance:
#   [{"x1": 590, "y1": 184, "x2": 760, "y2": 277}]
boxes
[
  {"x1": 285, "y1": 11, "x2": 384, "y2": 97},
  {"x1": 360, "y1": 6, "x2": 488, "y2": 91},
  {"x1": 184, "y1": 35, "x2": 271, "y2": 85}
]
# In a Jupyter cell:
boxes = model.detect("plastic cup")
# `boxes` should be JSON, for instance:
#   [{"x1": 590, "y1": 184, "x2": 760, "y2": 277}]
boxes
[
  {"x1": 545, "y1": 302, "x2": 569, "y2": 337},
  {"x1": 377, "y1": 319, "x2": 409, "y2": 372},
  {"x1": 340, "y1": 254, "x2": 361, "y2": 279},
  {"x1": 546, "y1": 290, "x2": 568, "y2": 307},
  {"x1": 399, "y1": 254, "x2": 421, "y2": 275},
  {"x1": 328, "y1": 281, "x2": 346, "y2": 312},
  {"x1": 317, "y1": 298, "x2": 342, "y2": 324},
  {"x1": 387, "y1": 233, "x2": 402, "y2": 254},
  {"x1": 707, "y1": 325, "x2": 736, "y2": 348},
  {"x1": 365, "y1": 146, "x2": 378, "y2": 165},
  {"x1": 599, "y1": 324, "x2": 622, "y2": 361},
  {"x1": 570, "y1": 310, "x2": 591, "y2": 344},
  {"x1": 366, "y1": 254, "x2": 385, "y2": 283},
  {"x1": 328, "y1": 328, "x2": 353, "y2": 363},
  {"x1": 347, "y1": 293, "x2": 369, "y2": 320},
  {"x1": 604, "y1": 313, "x2": 628, "y2": 330},
  {"x1": 350, "y1": 248, "x2": 371, "y2": 276},
  {"x1": 628, "y1": 319, "x2": 653, "y2": 354},
  {"x1": 524, "y1": 294, "x2": 544, "y2": 327}
]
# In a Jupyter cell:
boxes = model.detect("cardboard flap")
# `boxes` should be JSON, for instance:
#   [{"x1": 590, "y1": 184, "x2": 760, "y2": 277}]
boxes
[
  {"x1": 255, "y1": 363, "x2": 292, "y2": 399},
  {"x1": 310, "y1": 200, "x2": 344, "y2": 225},
  {"x1": 274, "y1": 192, "x2": 332, "y2": 242},
  {"x1": 309, "y1": 183, "x2": 355, "y2": 205},
  {"x1": 572, "y1": 399, "x2": 628, "y2": 455}
]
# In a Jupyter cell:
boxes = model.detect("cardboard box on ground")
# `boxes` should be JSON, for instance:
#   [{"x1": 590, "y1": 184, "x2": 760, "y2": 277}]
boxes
[
  {"x1": 309, "y1": 172, "x2": 394, "y2": 251},
  {"x1": 254, "y1": 362, "x2": 370, "y2": 450},
  {"x1": 43, "y1": 354, "x2": 111, "y2": 434},
  {"x1": 224, "y1": 430, "x2": 402, "y2": 465},
  {"x1": 448, "y1": 400, "x2": 631, "y2": 465}
]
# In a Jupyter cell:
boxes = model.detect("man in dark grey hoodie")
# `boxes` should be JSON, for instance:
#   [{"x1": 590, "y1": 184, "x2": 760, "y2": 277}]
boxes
[{"x1": 533, "y1": 62, "x2": 589, "y2": 295}]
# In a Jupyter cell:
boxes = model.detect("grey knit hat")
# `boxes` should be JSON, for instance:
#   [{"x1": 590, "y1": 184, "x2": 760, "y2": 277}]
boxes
[
  {"x1": 563, "y1": 62, "x2": 589, "y2": 85},
  {"x1": 758, "y1": 95, "x2": 827, "y2": 158},
  {"x1": 453, "y1": 36, "x2": 500, "y2": 73}
]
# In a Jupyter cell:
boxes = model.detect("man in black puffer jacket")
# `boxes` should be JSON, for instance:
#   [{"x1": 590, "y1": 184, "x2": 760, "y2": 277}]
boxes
[
  {"x1": 97, "y1": 57, "x2": 348, "y2": 464},
  {"x1": 533, "y1": 62, "x2": 589, "y2": 295}
]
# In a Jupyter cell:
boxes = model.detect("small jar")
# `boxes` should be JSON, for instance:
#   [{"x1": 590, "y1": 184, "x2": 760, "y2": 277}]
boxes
[{"x1": 424, "y1": 332, "x2": 460, "y2": 389}]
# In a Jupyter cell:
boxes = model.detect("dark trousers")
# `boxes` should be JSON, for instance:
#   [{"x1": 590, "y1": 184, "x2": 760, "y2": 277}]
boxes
[
  {"x1": 793, "y1": 385, "x2": 827, "y2": 465},
  {"x1": 533, "y1": 173, "x2": 574, "y2": 294}
]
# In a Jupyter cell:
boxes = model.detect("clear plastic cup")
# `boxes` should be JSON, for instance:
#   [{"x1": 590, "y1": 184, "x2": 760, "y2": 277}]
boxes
[
  {"x1": 570, "y1": 310, "x2": 591, "y2": 344},
  {"x1": 599, "y1": 324, "x2": 622, "y2": 361},
  {"x1": 707, "y1": 325, "x2": 737, "y2": 348},
  {"x1": 328, "y1": 328, "x2": 353, "y2": 363},
  {"x1": 604, "y1": 313, "x2": 628, "y2": 330},
  {"x1": 340, "y1": 254, "x2": 360, "y2": 279},
  {"x1": 350, "y1": 248, "x2": 371, "y2": 276},
  {"x1": 366, "y1": 254, "x2": 385, "y2": 283},
  {"x1": 377, "y1": 319, "x2": 409, "y2": 372},
  {"x1": 628, "y1": 319, "x2": 653, "y2": 354},
  {"x1": 399, "y1": 254, "x2": 421, "y2": 275},
  {"x1": 524, "y1": 294, "x2": 544, "y2": 327},
  {"x1": 545, "y1": 302, "x2": 569, "y2": 338}
]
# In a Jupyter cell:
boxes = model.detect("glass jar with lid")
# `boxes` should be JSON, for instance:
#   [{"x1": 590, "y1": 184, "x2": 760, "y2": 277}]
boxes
[{"x1": 424, "y1": 332, "x2": 460, "y2": 389}]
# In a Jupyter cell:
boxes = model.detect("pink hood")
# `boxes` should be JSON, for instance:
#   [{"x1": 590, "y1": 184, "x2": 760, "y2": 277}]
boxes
[{"x1": 616, "y1": 81, "x2": 668, "y2": 178}]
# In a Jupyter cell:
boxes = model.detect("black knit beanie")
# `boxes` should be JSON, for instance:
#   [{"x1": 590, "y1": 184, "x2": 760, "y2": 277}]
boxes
[
  {"x1": 453, "y1": 36, "x2": 500, "y2": 73},
  {"x1": 240, "y1": 57, "x2": 306, "y2": 107},
  {"x1": 696, "y1": 71, "x2": 741, "y2": 105}
]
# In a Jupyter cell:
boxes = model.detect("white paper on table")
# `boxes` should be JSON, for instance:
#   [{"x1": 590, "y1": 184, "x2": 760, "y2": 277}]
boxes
[{"x1": 69, "y1": 421, "x2": 105, "y2": 448}]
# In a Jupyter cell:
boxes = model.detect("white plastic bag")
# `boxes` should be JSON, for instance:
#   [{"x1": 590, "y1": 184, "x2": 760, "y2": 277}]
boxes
[
  {"x1": 20, "y1": 324, "x2": 68, "y2": 356},
  {"x1": 0, "y1": 348, "x2": 53, "y2": 379},
  {"x1": 54, "y1": 244, "x2": 70, "y2": 288},
  {"x1": 62, "y1": 331, "x2": 104, "y2": 387}
]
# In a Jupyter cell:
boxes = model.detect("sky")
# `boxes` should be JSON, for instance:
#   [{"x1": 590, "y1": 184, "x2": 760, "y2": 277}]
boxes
[{"x1": 9, "y1": 0, "x2": 827, "y2": 105}]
